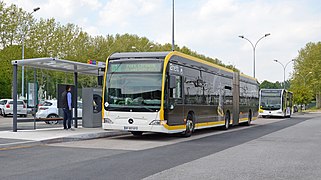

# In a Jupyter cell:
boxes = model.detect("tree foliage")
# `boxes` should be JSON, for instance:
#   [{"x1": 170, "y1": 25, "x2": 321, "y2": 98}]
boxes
[
  {"x1": 259, "y1": 80, "x2": 282, "y2": 89},
  {"x1": 290, "y1": 42, "x2": 321, "y2": 107},
  {"x1": 0, "y1": 1, "x2": 246, "y2": 99}
]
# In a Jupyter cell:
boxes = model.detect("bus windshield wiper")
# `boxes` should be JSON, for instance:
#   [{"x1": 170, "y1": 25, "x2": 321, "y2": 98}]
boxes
[{"x1": 135, "y1": 105, "x2": 155, "y2": 112}]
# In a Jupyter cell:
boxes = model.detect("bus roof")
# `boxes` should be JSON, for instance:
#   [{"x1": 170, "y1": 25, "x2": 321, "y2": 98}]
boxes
[
  {"x1": 108, "y1": 51, "x2": 257, "y2": 83},
  {"x1": 261, "y1": 89, "x2": 284, "y2": 91},
  {"x1": 260, "y1": 89, "x2": 292, "y2": 93},
  {"x1": 109, "y1": 52, "x2": 170, "y2": 60}
]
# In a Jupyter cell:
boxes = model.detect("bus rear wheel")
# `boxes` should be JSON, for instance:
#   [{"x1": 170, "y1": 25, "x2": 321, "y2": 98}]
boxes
[
  {"x1": 222, "y1": 112, "x2": 230, "y2": 130},
  {"x1": 182, "y1": 114, "x2": 194, "y2": 137},
  {"x1": 245, "y1": 110, "x2": 252, "y2": 126}
]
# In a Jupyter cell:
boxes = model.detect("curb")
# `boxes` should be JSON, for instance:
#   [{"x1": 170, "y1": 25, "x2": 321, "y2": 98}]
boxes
[
  {"x1": 0, "y1": 140, "x2": 43, "y2": 150},
  {"x1": 0, "y1": 131, "x2": 129, "y2": 149},
  {"x1": 41, "y1": 131, "x2": 129, "y2": 144}
]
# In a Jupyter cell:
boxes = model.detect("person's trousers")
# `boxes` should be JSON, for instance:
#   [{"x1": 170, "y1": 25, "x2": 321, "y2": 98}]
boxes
[{"x1": 63, "y1": 108, "x2": 72, "y2": 129}]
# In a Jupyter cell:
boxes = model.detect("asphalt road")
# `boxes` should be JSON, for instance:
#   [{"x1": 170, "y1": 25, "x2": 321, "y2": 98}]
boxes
[{"x1": 0, "y1": 113, "x2": 320, "y2": 180}]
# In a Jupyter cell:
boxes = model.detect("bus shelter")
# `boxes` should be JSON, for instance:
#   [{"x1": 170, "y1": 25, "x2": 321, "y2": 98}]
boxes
[{"x1": 11, "y1": 57, "x2": 105, "y2": 132}]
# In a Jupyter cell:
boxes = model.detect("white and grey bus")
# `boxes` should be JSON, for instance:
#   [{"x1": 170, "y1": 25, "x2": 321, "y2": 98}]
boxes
[
  {"x1": 103, "y1": 51, "x2": 259, "y2": 136},
  {"x1": 259, "y1": 89, "x2": 293, "y2": 118}
]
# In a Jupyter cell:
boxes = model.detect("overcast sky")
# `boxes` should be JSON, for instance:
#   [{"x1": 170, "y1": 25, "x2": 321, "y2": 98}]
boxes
[{"x1": 5, "y1": 0, "x2": 321, "y2": 82}]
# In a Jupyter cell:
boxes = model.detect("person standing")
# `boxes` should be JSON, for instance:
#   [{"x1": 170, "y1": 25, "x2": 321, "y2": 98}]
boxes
[{"x1": 62, "y1": 85, "x2": 72, "y2": 130}]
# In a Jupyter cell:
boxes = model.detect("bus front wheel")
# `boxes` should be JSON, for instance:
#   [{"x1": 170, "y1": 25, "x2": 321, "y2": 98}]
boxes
[{"x1": 182, "y1": 114, "x2": 194, "y2": 137}]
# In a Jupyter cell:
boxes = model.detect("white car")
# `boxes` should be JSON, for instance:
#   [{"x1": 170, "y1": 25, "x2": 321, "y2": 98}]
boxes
[
  {"x1": 0, "y1": 99, "x2": 28, "y2": 117},
  {"x1": 36, "y1": 100, "x2": 82, "y2": 124}
]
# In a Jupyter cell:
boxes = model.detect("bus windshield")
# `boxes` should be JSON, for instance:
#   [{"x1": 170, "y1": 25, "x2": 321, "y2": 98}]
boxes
[
  {"x1": 105, "y1": 61, "x2": 163, "y2": 112},
  {"x1": 260, "y1": 96, "x2": 281, "y2": 110}
]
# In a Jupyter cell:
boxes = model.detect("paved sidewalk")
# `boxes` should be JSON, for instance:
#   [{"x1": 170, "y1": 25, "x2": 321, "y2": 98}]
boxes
[{"x1": 0, "y1": 127, "x2": 128, "y2": 149}]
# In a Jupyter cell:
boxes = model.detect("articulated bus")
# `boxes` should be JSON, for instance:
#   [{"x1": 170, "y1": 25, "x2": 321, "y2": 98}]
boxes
[
  {"x1": 102, "y1": 51, "x2": 259, "y2": 136},
  {"x1": 259, "y1": 89, "x2": 293, "y2": 118}
]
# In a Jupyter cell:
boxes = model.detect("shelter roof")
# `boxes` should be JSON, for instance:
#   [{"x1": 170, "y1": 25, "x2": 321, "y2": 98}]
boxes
[{"x1": 12, "y1": 57, "x2": 105, "y2": 76}]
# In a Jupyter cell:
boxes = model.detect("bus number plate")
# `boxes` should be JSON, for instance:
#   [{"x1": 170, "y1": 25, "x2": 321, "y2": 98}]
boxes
[{"x1": 124, "y1": 126, "x2": 138, "y2": 130}]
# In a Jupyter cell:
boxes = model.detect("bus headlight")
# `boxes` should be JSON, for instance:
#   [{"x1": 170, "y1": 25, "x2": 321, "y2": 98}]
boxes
[
  {"x1": 149, "y1": 120, "x2": 167, "y2": 125},
  {"x1": 104, "y1": 118, "x2": 114, "y2": 124},
  {"x1": 149, "y1": 120, "x2": 160, "y2": 125}
]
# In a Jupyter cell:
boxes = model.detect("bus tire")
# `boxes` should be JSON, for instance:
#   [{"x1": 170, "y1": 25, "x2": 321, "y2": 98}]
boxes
[
  {"x1": 182, "y1": 113, "x2": 194, "y2": 137},
  {"x1": 222, "y1": 111, "x2": 230, "y2": 130},
  {"x1": 245, "y1": 110, "x2": 252, "y2": 126},
  {"x1": 131, "y1": 131, "x2": 143, "y2": 136}
]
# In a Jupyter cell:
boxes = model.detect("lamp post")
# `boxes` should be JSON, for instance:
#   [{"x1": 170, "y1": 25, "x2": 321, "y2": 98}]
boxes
[
  {"x1": 273, "y1": 59, "x2": 295, "y2": 89},
  {"x1": 296, "y1": 71, "x2": 312, "y2": 86},
  {"x1": 171, "y1": 0, "x2": 175, "y2": 51},
  {"x1": 238, "y1": 33, "x2": 270, "y2": 78},
  {"x1": 21, "y1": 7, "x2": 40, "y2": 98}
]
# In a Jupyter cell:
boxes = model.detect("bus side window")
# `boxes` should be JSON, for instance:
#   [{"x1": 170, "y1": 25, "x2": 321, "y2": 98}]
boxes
[{"x1": 169, "y1": 75, "x2": 182, "y2": 99}]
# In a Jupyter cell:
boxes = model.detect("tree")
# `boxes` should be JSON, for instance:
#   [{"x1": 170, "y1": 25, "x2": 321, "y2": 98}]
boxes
[
  {"x1": 259, "y1": 80, "x2": 282, "y2": 89},
  {"x1": 291, "y1": 42, "x2": 321, "y2": 108},
  {"x1": 0, "y1": 1, "x2": 242, "y2": 99},
  {"x1": 0, "y1": 45, "x2": 21, "y2": 98}
]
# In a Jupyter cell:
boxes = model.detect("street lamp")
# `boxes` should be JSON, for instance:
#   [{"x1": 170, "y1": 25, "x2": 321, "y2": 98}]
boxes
[
  {"x1": 273, "y1": 59, "x2": 295, "y2": 89},
  {"x1": 131, "y1": 45, "x2": 154, "y2": 52},
  {"x1": 238, "y1": 33, "x2": 271, "y2": 78},
  {"x1": 296, "y1": 71, "x2": 312, "y2": 85},
  {"x1": 131, "y1": 46, "x2": 138, "y2": 51},
  {"x1": 171, "y1": 0, "x2": 175, "y2": 51},
  {"x1": 21, "y1": 7, "x2": 40, "y2": 98}
]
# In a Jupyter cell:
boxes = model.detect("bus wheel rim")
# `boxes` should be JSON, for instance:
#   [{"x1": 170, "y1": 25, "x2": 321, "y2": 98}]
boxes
[{"x1": 186, "y1": 120, "x2": 193, "y2": 133}]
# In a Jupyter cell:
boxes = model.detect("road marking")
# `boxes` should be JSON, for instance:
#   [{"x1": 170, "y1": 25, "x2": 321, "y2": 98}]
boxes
[
  {"x1": 0, "y1": 144, "x2": 41, "y2": 151},
  {"x1": 50, "y1": 119, "x2": 279, "y2": 151}
]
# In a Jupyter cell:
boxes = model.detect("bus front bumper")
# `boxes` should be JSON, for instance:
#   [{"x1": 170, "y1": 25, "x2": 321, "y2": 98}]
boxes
[
  {"x1": 102, "y1": 123, "x2": 184, "y2": 134},
  {"x1": 259, "y1": 110, "x2": 284, "y2": 117}
]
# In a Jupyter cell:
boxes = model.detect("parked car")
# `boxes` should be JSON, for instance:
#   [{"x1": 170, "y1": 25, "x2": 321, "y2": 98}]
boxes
[
  {"x1": 0, "y1": 99, "x2": 27, "y2": 117},
  {"x1": 36, "y1": 100, "x2": 82, "y2": 124},
  {"x1": 0, "y1": 99, "x2": 7, "y2": 116},
  {"x1": 22, "y1": 99, "x2": 34, "y2": 114}
]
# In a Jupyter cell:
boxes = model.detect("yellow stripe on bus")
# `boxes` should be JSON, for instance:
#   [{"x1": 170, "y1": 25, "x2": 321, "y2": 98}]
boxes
[{"x1": 195, "y1": 121, "x2": 225, "y2": 128}]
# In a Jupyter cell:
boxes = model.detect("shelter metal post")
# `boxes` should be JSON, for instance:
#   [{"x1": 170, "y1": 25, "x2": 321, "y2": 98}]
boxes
[
  {"x1": 33, "y1": 68, "x2": 37, "y2": 129},
  {"x1": 74, "y1": 71, "x2": 78, "y2": 128},
  {"x1": 13, "y1": 64, "x2": 18, "y2": 132}
]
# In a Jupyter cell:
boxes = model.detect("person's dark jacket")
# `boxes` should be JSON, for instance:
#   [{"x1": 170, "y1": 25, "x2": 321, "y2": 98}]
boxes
[{"x1": 61, "y1": 90, "x2": 71, "y2": 109}]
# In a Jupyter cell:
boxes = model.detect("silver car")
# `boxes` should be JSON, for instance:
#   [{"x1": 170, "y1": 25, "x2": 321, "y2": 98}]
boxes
[{"x1": 0, "y1": 99, "x2": 28, "y2": 117}]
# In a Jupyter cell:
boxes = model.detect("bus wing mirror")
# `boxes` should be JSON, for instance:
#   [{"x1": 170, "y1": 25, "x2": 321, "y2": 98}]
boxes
[{"x1": 169, "y1": 76, "x2": 177, "y2": 89}]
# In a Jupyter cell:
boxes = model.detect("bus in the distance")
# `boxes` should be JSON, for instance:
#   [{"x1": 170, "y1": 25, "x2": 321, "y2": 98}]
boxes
[
  {"x1": 259, "y1": 89, "x2": 293, "y2": 118},
  {"x1": 103, "y1": 51, "x2": 259, "y2": 136}
]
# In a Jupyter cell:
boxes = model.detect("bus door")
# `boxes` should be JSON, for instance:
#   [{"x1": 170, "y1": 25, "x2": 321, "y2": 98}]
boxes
[{"x1": 167, "y1": 75, "x2": 184, "y2": 126}]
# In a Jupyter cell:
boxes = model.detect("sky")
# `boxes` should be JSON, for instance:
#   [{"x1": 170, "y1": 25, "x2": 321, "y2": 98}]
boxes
[{"x1": 4, "y1": 0, "x2": 321, "y2": 83}]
